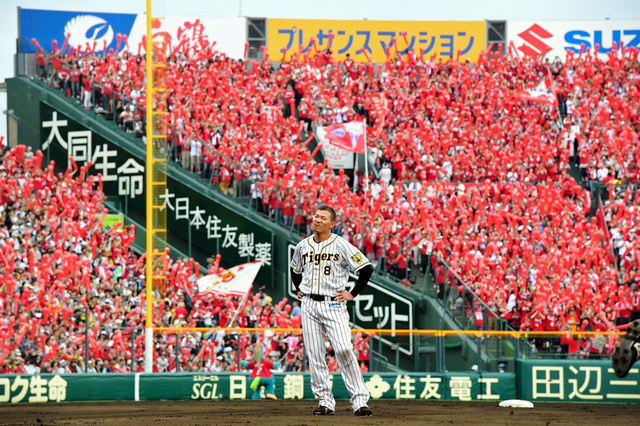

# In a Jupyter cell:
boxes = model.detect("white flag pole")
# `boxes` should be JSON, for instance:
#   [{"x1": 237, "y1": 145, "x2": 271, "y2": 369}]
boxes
[
  {"x1": 363, "y1": 121, "x2": 370, "y2": 205},
  {"x1": 228, "y1": 287, "x2": 252, "y2": 328},
  {"x1": 353, "y1": 154, "x2": 358, "y2": 192}
]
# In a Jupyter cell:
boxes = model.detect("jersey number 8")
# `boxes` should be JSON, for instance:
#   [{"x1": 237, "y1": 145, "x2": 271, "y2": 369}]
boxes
[{"x1": 323, "y1": 265, "x2": 332, "y2": 275}]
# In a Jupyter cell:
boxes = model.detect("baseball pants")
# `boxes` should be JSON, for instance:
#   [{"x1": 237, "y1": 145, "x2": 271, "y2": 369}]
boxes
[{"x1": 301, "y1": 297, "x2": 370, "y2": 411}]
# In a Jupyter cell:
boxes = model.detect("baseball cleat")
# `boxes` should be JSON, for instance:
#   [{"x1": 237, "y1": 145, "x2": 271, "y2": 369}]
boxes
[
  {"x1": 265, "y1": 393, "x2": 277, "y2": 400},
  {"x1": 354, "y1": 406, "x2": 373, "y2": 416},
  {"x1": 313, "y1": 406, "x2": 335, "y2": 416},
  {"x1": 612, "y1": 319, "x2": 640, "y2": 378}
]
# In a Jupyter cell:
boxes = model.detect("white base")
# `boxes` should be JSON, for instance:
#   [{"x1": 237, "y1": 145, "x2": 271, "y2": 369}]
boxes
[{"x1": 499, "y1": 399, "x2": 534, "y2": 408}]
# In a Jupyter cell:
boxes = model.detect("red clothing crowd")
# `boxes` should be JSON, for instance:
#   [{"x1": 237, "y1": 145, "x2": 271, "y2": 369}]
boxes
[
  {"x1": 32, "y1": 37, "x2": 640, "y2": 358},
  {"x1": 0, "y1": 146, "x2": 314, "y2": 374}
]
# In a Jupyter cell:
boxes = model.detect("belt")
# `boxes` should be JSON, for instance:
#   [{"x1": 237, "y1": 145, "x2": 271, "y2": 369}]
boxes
[{"x1": 306, "y1": 294, "x2": 337, "y2": 302}]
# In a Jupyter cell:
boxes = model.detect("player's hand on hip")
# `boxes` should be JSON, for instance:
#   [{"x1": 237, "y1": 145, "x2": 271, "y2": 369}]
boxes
[
  {"x1": 334, "y1": 291, "x2": 354, "y2": 302},
  {"x1": 297, "y1": 290, "x2": 304, "y2": 299}
]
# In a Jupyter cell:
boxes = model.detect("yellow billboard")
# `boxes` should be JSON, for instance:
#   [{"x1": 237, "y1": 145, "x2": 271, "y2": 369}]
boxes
[{"x1": 267, "y1": 19, "x2": 486, "y2": 63}]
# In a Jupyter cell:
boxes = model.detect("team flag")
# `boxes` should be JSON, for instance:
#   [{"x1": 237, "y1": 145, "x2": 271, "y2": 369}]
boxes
[
  {"x1": 513, "y1": 71, "x2": 557, "y2": 106},
  {"x1": 197, "y1": 260, "x2": 262, "y2": 296},
  {"x1": 317, "y1": 121, "x2": 366, "y2": 154}
]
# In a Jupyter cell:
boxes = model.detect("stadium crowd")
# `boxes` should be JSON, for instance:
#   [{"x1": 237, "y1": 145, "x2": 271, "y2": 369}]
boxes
[
  {"x1": 0, "y1": 145, "x2": 364, "y2": 374},
  {"x1": 20, "y1": 33, "x2": 640, "y2": 365},
  {"x1": 602, "y1": 184, "x2": 640, "y2": 319}
]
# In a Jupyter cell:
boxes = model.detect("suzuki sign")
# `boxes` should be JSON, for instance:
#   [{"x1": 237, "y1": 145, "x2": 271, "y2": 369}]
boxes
[{"x1": 508, "y1": 20, "x2": 640, "y2": 61}]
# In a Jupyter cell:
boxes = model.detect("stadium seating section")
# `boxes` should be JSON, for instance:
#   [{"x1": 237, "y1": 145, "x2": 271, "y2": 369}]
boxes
[{"x1": 2, "y1": 40, "x2": 638, "y2": 373}]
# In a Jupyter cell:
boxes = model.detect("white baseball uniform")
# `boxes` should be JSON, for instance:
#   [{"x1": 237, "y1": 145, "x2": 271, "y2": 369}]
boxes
[{"x1": 290, "y1": 233, "x2": 371, "y2": 412}]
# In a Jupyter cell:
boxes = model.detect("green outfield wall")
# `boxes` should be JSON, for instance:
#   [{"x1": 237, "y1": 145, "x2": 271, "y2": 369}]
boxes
[
  {"x1": 1, "y1": 362, "x2": 639, "y2": 404},
  {"x1": 0, "y1": 372, "x2": 515, "y2": 403},
  {"x1": 517, "y1": 359, "x2": 640, "y2": 403}
]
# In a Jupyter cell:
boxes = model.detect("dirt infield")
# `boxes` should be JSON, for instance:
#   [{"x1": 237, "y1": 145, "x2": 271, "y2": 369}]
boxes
[{"x1": 1, "y1": 400, "x2": 639, "y2": 426}]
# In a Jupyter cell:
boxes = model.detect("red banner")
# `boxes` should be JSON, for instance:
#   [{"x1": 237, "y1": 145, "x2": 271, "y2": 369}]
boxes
[
  {"x1": 370, "y1": 93, "x2": 388, "y2": 122},
  {"x1": 317, "y1": 121, "x2": 366, "y2": 154}
]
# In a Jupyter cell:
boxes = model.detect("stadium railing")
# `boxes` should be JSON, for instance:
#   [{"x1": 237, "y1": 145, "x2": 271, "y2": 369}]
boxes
[{"x1": 143, "y1": 328, "x2": 623, "y2": 374}]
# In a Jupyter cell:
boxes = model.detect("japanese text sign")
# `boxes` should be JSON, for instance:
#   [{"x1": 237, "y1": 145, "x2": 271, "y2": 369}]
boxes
[{"x1": 267, "y1": 19, "x2": 486, "y2": 63}]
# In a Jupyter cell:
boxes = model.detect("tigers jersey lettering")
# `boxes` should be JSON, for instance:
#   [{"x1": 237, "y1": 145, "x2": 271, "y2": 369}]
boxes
[{"x1": 290, "y1": 234, "x2": 371, "y2": 296}]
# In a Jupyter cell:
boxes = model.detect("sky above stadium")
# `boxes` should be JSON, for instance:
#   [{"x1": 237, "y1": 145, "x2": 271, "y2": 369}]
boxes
[{"x1": 1, "y1": 0, "x2": 639, "y2": 138}]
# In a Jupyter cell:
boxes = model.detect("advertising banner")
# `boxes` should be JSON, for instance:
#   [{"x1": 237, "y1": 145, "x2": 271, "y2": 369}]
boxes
[
  {"x1": 18, "y1": 8, "x2": 137, "y2": 54},
  {"x1": 6, "y1": 363, "x2": 639, "y2": 404},
  {"x1": 157, "y1": 372, "x2": 516, "y2": 402},
  {"x1": 0, "y1": 372, "x2": 516, "y2": 403},
  {"x1": 508, "y1": 20, "x2": 640, "y2": 62},
  {"x1": 0, "y1": 374, "x2": 134, "y2": 403},
  {"x1": 517, "y1": 359, "x2": 640, "y2": 403},
  {"x1": 39, "y1": 103, "x2": 274, "y2": 283},
  {"x1": 18, "y1": 8, "x2": 246, "y2": 58},
  {"x1": 267, "y1": 19, "x2": 485, "y2": 63}
]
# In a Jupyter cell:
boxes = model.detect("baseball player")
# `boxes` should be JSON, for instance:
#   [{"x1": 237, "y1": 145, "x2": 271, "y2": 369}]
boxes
[
  {"x1": 612, "y1": 319, "x2": 640, "y2": 378},
  {"x1": 290, "y1": 205, "x2": 375, "y2": 416}
]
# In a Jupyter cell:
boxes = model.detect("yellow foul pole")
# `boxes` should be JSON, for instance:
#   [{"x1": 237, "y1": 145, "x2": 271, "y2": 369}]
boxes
[
  {"x1": 144, "y1": 0, "x2": 168, "y2": 373},
  {"x1": 144, "y1": 0, "x2": 154, "y2": 374}
]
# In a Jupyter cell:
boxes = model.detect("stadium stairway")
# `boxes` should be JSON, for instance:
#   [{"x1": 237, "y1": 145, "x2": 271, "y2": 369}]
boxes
[{"x1": 8, "y1": 75, "x2": 500, "y2": 374}]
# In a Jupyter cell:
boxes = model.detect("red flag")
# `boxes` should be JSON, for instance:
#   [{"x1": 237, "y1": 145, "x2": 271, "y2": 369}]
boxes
[
  {"x1": 370, "y1": 93, "x2": 387, "y2": 121},
  {"x1": 196, "y1": 260, "x2": 263, "y2": 297},
  {"x1": 513, "y1": 70, "x2": 557, "y2": 106},
  {"x1": 317, "y1": 121, "x2": 366, "y2": 154},
  {"x1": 366, "y1": 125, "x2": 383, "y2": 145}
]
